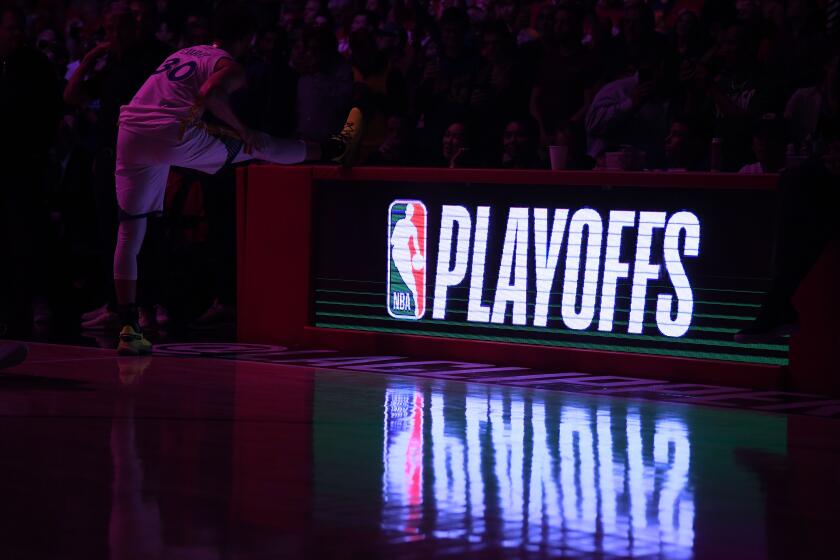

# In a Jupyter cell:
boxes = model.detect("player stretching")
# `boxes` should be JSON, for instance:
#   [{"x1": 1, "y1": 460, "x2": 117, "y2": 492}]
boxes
[{"x1": 113, "y1": 4, "x2": 361, "y2": 355}]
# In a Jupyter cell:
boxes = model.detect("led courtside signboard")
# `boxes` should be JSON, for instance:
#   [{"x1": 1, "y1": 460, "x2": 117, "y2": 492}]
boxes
[
  {"x1": 312, "y1": 179, "x2": 787, "y2": 365},
  {"x1": 427, "y1": 206, "x2": 699, "y2": 338}
]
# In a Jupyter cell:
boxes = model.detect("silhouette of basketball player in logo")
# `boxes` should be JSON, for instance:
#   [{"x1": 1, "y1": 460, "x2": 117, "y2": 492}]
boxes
[{"x1": 390, "y1": 203, "x2": 426, "y2": 318}]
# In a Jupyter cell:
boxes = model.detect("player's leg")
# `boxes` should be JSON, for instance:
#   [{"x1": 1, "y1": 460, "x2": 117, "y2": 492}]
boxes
[
  {"x1": 231, "y1": 108, "x2": 364, "y2": 165},
  {"x1": 114, "y1": 217, "x2": 148, "y2": 347},
  {"x1": 175, "y1": 107, "x2": 364, "y2": 172},
  {"x1": 113, "y1": 154, "x2": 169, "y2": 355},
  {"x1": 231, "y1": 135, "x2": 312, "y2": 164}
]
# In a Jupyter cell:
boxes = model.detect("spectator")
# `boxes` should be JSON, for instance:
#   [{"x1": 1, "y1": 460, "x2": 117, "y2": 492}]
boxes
[
  {"x1": 785, "y1": 54, "x2": 840, "y2": 151},
  {"x1": 303, "y1": 0, "x2": 322, "y2": 26},
  {"x1": 350, "y1": 28, "x2": 408, "y2": 160},
  {"x1": 671, "y1": 9, "x2": 705, "y2": 63},
  {"x1": 473, "y1": 21, "x2": 528, "y2": 135},
  {"x1": 530, "y1": 3, "x2": 597, "y2": 144},
  {"x1": 619, "y1": 3, "x2": 672, "y2": 68},
  {"x1": 739, "y1": 113, "x2": 788, "y2": 173},
  {"x1": 180, "y1": 9, "x2": 211, "y2": 48},
  {"x1": 295, "y1": 26, "x2": 354, "y2": 142},
  {"x1": 414, "y1": 8, "x2": 479, "y2": 158},
  {"x1": 774, "y1": 0, "x2": 828, "y2": 90},
  {"x1": 585, "y1": 50, "x2": 672, "y2": 169},
  {"x1": 502, "y1": 116, "x2": 542, "y2": 169},
  {"x1": 663, "y1": 118, "x2": 705, "y2": 170},
  {"x1": 702, "y1": 22, "x2": 785, "y2": 171},
  {"x1": 367, "y1": 115, "x2": 415, "y2": 165},
  {"x1": 548, "y1": 121, "x2": 595, "y2": 170},
  {"x1": 440, "y1": 119, "x2": 481, "y2": 168},
  {"x1": 339, "y1": 10, "x2": 379, "y2": 55}
]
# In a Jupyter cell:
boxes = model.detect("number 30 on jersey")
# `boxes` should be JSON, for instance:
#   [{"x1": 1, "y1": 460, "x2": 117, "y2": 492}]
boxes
[{"x1": 152, "y1": 57, "x2": 197, "y2": 81}]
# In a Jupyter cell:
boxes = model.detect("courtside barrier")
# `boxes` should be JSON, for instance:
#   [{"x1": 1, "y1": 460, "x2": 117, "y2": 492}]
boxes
[{"x1": 237, "y1": 166, "x2": 839, "y2": 392}]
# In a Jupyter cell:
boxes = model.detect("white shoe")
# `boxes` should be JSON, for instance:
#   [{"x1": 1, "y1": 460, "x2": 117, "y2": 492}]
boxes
[
  {"x1": 155, "y1": 305, "x2": 171, "y2": 328},
  {"x1": 191, "y1": 301, "x2": 236, "y2": 328},
  {"x1": 81, "y1": 303, "x2": 109, "y2": 322},
  {"x1": 81, "y1": 310, "x2": 119, "y2": 331}
]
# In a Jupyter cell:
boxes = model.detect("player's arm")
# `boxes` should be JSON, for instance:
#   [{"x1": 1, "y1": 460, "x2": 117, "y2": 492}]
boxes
[
  {"x1": 63, "y1": 42, "x2": 110, "y2": 106},
  {"x1": 197, "y1": 58, "x2": 262, "y2": 149}
]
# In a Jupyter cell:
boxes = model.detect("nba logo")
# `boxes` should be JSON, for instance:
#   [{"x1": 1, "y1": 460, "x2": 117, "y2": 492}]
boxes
[{"x1": 387, "y1": 200, "x2": 427, "y2": 319}]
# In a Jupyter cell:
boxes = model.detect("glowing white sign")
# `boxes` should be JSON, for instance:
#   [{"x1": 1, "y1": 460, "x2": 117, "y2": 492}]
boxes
[{"x1": 424, "y1": 205, "x2": 701, "y2": 337}]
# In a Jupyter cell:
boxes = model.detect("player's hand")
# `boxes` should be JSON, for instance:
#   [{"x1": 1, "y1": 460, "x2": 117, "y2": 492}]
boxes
[{"x1": 239, "y1": 128, "x2": 267, "y2": 155}]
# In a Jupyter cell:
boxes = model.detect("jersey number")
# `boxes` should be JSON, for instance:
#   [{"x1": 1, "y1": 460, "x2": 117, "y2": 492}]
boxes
[{"x1": 152, "y1": 58, "x2": 197, "y2": 82}]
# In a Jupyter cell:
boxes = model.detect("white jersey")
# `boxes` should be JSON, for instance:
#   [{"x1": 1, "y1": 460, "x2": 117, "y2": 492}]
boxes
[{"x1": 119, "y1": 44, "x2": 232, "y2": 130}]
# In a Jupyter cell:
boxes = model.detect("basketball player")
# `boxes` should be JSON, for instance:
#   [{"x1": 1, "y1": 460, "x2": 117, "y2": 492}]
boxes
[{"x1": 114, "y1": 4, "x2": 361, "y2": 355}]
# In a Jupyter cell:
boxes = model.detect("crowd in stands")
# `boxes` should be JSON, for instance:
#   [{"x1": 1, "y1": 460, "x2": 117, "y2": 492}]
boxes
[{"x1": 0, "y1": 0, "x2": 838, "y2": 333}]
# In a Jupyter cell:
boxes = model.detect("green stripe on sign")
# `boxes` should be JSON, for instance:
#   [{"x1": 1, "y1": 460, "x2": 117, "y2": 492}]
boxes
[
  {"x1": 315, "y1": 300, "x2": 742, "y2": 334},
  {"x1": 314, "y1": 322, "x2": 789, "y2": 365},
  {"x1": 315, "y1": 289, "x2": 761, "y2": 310},
  {"x1": 314, "y1": 311, "x2": 788, "y2": 351}
]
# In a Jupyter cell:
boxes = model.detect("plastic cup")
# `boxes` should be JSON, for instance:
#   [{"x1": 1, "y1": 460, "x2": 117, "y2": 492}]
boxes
[{"x1": 548, "y1": 145, "x2": 569, "y2": 170}]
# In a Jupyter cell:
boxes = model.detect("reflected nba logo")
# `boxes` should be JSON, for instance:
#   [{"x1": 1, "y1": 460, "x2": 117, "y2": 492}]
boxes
[{"x1": 388, "y1": 200, "x2": 427, "y2": 319}]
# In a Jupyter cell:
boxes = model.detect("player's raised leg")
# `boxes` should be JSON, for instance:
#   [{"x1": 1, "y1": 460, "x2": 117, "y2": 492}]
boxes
[{"x1": 230, "y1": 106, "x2": 364, "y2": 166}]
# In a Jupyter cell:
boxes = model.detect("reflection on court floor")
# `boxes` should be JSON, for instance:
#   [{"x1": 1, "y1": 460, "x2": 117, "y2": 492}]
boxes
[{"x1": 382, "y1": 383, "x2": 694, "y2": 557}]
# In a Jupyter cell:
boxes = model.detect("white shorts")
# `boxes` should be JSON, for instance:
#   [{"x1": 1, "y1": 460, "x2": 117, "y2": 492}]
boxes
[{"x1": 115, "y1": 122, "x2": 306, "y2": 217}]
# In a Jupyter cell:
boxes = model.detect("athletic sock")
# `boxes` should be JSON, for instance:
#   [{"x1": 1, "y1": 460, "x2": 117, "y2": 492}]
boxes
[{"x1": 117, "y1": 304, "x2": 141, "y2": 332}]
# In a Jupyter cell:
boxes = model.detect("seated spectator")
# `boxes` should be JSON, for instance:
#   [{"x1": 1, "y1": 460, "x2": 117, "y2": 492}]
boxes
[
  {"x1": 367, "y1": 115, "x2": 414, "y2": 165},
  {"x1": 502, "y1": 116, "x2": 543, "y2": 169},
  {"x1": 785, "y1": 54, "x2": 840, "y2": 152},
  {"x1": 551, "y1": 121, "x2": 595, "y2": 170},
  {"x1": 739, "y1": 114, "x2": 788, "y2": 174},
  {"x1": 295, "y1": 26, "x2": 354, "y2": 142},
  {"x1": 703, "y1": 22, "x2": 785, "y2": 171},
  {"x1": 585, "y1": 50, "x2": 672, "y2": 169},
  {"x1": 440, "y1": 120, "x2": 481, "y2": 168},
  {"x1": 663, "y1": 118, "x2": 705, "y2": 170}
]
